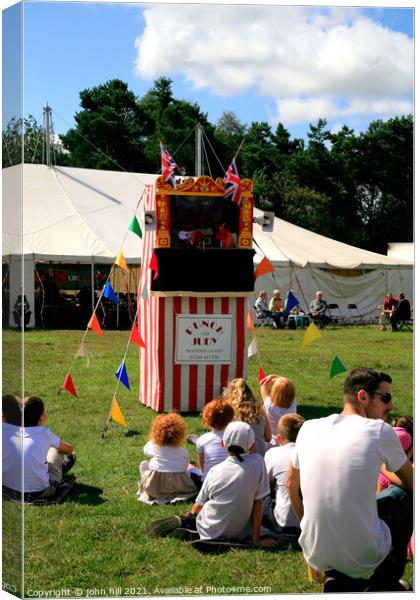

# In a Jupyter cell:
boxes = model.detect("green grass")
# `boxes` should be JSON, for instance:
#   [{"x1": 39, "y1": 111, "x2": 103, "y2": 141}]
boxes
[{"x1": 2, "y1": 325, "x2": 413, "y2": 596}]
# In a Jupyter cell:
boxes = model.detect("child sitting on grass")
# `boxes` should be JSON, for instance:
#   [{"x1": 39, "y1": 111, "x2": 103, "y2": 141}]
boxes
[
  {"x1": 222, "y1": 378, "x2": 271, "y2": 456},
  {"x1": 195, "y1": 400, "x2": 234, "y2": 481},
  {"x1": 3, "y1": 395, "x2": 75, "y2": 499},
  {"x1": 138, "y1": 413, "x2": 198, "y2": 503},
  {"x1": 260, "y1": 374, "x2": 297, "y2": 445},
  {"x1": 263, "y1": 413, "x2": 305, "y2": 533},
  {"x1": 377, "y1": 426, "x2": 413, "y2": 492}
]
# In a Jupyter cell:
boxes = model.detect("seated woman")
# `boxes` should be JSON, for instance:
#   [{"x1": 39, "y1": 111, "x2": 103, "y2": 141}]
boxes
[{"x1": 255, "y1": 291, "x2": 283, "y2": 329}]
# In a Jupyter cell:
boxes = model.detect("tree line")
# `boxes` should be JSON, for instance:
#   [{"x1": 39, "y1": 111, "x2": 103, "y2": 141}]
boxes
[{"x1": 2, "y1": 77, "x2": 413, "y2": 254}]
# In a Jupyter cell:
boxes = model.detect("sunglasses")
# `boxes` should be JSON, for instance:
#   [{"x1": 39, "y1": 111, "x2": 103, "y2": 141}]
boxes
[{"x1": 373, "y1": 391, "x2": 392, "y2": 405}]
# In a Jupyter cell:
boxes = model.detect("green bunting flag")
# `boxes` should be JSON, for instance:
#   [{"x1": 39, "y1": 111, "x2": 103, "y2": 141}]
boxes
[
  {"x1": 330, "y1": 355, "x2": 347, "y2": 379},
  {"x1": 129, "y1": 215, "x2": 142, "y2": 238}
]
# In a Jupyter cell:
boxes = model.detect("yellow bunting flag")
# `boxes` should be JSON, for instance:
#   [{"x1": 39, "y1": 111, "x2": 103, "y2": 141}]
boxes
[
  {"x1": 115, "y1": 249, "x2": 128, "y2": 272},
  {"x1": 247, "y1": 308, "x2": 255, "y2": 332},
  {"x1": 111, "y1": 399, "x2": 128, "y2": 428},
  {"x1": 301, "y1": 322, "x2": 322, "y2": 349},
  {"x1": 87, "y1": 312, "x2": 103, "y2": 337}
]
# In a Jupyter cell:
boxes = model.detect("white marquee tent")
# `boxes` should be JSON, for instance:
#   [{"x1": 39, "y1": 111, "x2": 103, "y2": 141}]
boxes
[{"x1": 2, "y1": 164, "x2": 413, "y2": 327}]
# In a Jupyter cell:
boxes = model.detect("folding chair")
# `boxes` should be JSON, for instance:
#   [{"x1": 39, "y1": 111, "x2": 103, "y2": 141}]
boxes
[
  {"x1": 347, "y1": 303, "x2": 364, "y2": 324},
  {"x1": 327, "y1": 303, "x2": 345, "y2": 325},
  {"x1": 254, "y1": 304, "x2": 275, "y2": 328}
]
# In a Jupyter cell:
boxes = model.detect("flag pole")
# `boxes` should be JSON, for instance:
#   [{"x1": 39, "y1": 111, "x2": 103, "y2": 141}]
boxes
[{"x1": 232, "y1": 138, "x2": 246, "y2": 162}]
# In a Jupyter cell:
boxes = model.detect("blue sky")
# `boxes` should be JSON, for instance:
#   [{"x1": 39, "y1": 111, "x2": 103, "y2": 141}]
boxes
[{"x1": 2, "y1": 1, "x2": 415, "y2": 144}]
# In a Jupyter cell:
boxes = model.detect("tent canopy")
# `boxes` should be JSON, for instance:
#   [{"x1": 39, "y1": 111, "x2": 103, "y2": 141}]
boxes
[{"x1": 2, "y1": 164, "x2": 412, "y2": 270}]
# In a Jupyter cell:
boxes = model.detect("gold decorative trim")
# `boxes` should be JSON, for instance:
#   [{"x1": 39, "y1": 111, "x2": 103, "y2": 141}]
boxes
[{"x1": 156, "y1": 175, "x2": 253, "y2": 195}]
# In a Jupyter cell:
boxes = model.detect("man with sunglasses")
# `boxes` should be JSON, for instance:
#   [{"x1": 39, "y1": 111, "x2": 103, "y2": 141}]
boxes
[{"x1": 288, "y1": 368, "x2": 413, "y2": 592}]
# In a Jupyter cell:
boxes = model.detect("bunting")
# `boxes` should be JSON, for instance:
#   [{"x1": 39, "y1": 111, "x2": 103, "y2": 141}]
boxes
[
  {"x1": 330, "y1": 356, "x2": 347, "y2": 379},
  {"x1": 301, "y1": 322, "x2": 322, "y2": 349},
  {"x1": 115, "y1": 249, "x2": 128, "y2": 272},
  {"x1": 258, "y1": 367, "x2": 266, "y2": 383},
  {"x1": 115, "y1": 360, "x2": 131, "y2": 390},
  {"x1": 254, "y1": 257, "x2": 275, "y2": 280},
  {"x1": 129, "y1": 215, "x2": 142, "y2": 238},
  {"x1": 149, "y1": 250, "x2": 159, "y2": 281},
  {"x1": 62, "y1": 372, "x2": 77, "y2": 397},
  {"x1": 140, "y1": 283, "x2": 149, "y2": 302},
  {"x1": 76, "y1": 341, "x2": 90, "y2": 367},
  {"x1": 130, "y1": 326, "x2": 146, "y2": 348},
  {"x1": 248, "y1": 337, "x2": 258, "y2": 357},
  {"x1": 88, "y1": 312, "x2": 103, "y2": 337},
  {"x1": 283, "y1": 289, "x2": 300, "y2": 317},
  {"x1": 247, "y1": 308, "x2": 255, "y2": 332},
  {"x1": 103, "y1": 281, "x2": 120, "y2": 304},
  {"x1": 111, "y1": 399, "x2": 128, "y2": 428}
]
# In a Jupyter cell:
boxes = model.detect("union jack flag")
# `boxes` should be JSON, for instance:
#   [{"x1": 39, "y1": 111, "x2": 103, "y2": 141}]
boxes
[
  {"x1": 224, "y1": 159, "x2": 241, "y2": 205},
  {"x1": 160, "y1": 142, "x2": 177, "y2": 188}
]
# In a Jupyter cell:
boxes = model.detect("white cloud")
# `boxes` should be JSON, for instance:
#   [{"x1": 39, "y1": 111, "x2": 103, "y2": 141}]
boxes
[{"x1": 134, "y1": 5, "x2": 413, "y2": 125}]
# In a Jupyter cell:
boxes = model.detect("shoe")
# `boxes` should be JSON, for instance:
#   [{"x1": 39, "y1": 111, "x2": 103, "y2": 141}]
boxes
[
  {"x1": 166, "y1": 527, "x2": 200, "y2": 541},
  {"x1": 186, "y1": 434, "x2": 199, "y2": 445},
  {"x1": 62, "y1": 452, "x2": 76, "y2": 474},
  {"x1": 146, "y1": 515, "x2": 182, "y2": 538},
  {"x1": 323, "y1": 576, "x2": 367, "y2": 593}
]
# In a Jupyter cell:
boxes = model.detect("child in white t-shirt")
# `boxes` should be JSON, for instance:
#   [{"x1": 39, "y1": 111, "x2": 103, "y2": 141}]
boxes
[
  {"x1": 195, "y1": 400, "x2": 234, "y2": 481},
  {"x1": 2, "y1": 395, "x2": 75, "y2": 498},
  {"x1": 191, "y1": 421, "x2": 276, "y2": 546},
  {"x1": 260, "y1": 374, "x2": 297, "y2": 445},
  {"x1": 138, "y1": 413, "x2": 198, "y2": 503},
  {"x1": 263, "y1": 413, "x2": 305, "y2": 533}
]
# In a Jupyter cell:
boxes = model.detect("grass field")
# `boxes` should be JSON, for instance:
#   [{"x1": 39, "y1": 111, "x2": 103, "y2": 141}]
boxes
[{"x1": 2, "y1": 325, "x2": 414, "y2": 597}]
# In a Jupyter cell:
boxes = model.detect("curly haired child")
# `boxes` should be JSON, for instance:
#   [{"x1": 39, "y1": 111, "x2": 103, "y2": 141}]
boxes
[
  {"x1": 137, "y1": 413, "x2": 198, "y2": 503},
  {"x1": 260, "y1": 374, "x2": 297, "y2": 445},
  {"x1": 195, "y1": 400, "x2": 234, "y2": 481},
  {"x1": 222, "y1": 378, "x2": 271, "y2": 456}
]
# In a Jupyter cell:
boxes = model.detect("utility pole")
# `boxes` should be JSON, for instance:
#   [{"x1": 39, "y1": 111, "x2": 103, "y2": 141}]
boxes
[
  {"x1": 43, "y1": 104, "x2": 52, "y2": 166},
  {"x1": 195, "y1": 123, "x2": 202, "y2": 177}
]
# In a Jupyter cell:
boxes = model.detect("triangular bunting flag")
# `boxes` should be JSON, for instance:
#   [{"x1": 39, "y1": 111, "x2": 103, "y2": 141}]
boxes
[
  {"x1": 103, "y1": 281, "x2": 120, "y2": 305},
  {"x1": 140, "y1": 283, "x2": 149, "y2": 302},
  {"x1": 149, "y1": 251, "x2": 159, "y2": 280},
  {"x1": 76, "y1": 341, "x2": 90, "y2": 367},
  {"x1": 115, "y1": 249, "x2": 129, "y2": 272},
  {"x1": 283, "y1": 289, "x2": 300, "y2": 317},
  {"x1": 247, "y1": 308, "x2": 255, "y2": 332},
  {"x1": 130, "y1": 326, "x2": 146, "y2": 348},
  {"x1": 254, "y1": 257, "x2": 275, "y2": 280},
  {"x1": 301, "y1": 322, "x2": 322, "y2": 349},
  {"x1": 248, "y1": 337, "x2": 258, "y2": 357},
  {"x1": 129, "y1": 215, "x2": 142, "y2": 238},
  {"x1": 88, "y1": 312, "x2": 103, "y2": 336},
  {"x1": 111, "y1": 399, "x2": 128, "y2": 428},
  {"x1": 62, "y1": 372, "x2": 77, "y2": 397},
  {"x1": 330, "y1": 356, "x2": 347, "y2": 379},
  {"x1": 258, "y1": 367, "x2": 266, "y2": 383},
  {"x1": 115, "y1": 360, "x2": 131, "y2": 390}
]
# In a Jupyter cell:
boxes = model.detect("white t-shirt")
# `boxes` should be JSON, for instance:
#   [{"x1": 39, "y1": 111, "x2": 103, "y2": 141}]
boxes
[
  {"x1": 293, "y1": 414, "x2": 407, "y2": 578},
  {"x1": 2, "y1": 423, "x2": 60, "y2": 492},
  {"x1": 196, "y1": 430, "x2": 227, "y2": 478},
  {"x1": 263, "y1": 396, "x2": 298, "y2": 442},
  {"x1": 264, "y1": 442, "x2": 299, "y2": 528},
  {"x1": 196, "y1": 453, "x2": 270, "y2": 541},
  {"x1": 143, "y1": 441, "x2": 189, "y2": 473}
]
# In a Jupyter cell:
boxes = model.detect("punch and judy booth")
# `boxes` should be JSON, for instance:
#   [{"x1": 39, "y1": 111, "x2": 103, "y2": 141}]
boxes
[{"x1": 138, "y1": 175, "x2": 255, "y2": 413}]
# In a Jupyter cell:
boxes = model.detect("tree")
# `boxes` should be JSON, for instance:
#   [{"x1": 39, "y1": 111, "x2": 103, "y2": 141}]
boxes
[
  {"x1": 3, "y1": 116, "x2": 43, "y2": 167},
  {"x1": 60, "y1": 79, "x2": 152, "y2": 171}
]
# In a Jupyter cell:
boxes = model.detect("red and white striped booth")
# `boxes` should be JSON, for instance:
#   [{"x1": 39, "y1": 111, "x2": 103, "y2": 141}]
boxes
[{"x1": 137, "y1": 176, "x2": 254, "y2": 413}]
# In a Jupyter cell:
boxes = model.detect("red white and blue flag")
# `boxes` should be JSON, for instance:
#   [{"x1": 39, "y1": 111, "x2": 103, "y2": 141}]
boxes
[
  {"x1": 160, "y1": 142, "x2": 177, "y2": 188},
  {"x1": 224, "y1": 159, "x2": 241, "y2": 205}
]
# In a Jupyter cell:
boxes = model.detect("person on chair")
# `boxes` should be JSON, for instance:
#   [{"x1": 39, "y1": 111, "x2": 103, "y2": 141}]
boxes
[
  {"x1": 255, "y1": 291, "x2": 283, "y2": 329},
  {"x1": 308, "y1": 291, "x2": 329, "y2": 328},
  {"x1": 390, "y1": 293, "x2": 411, "y2": 331},
  {"x1": 378, "y1": 292, "x2": 398, "y2": 331}
]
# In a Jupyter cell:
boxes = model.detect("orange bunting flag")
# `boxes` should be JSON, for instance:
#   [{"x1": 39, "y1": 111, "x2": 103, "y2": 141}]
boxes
[
  {"x1": 62, "y1": 372, "x2": 77, "y2": 397},
  {"x1": 149, "y1": 250, "x2": 159, "y2": 280},
  {"x1": 247, "y1": 308, "x2": 255, "y2": 332},
  {"x1": 88, "y1": 312, "x2": 103, "y2": 336},
  {"x1": 115, "y1": 249, "x2": 128, "y2": 272},
  {"x1": 130, "y1": 326, "x2": 146, "y2": 348},
  {"x1": 254, "y1": 257, "x2": 275, "y2": 280},
  {"x1": 301, "y1": 322, "x2": 322, "y2": 349},
  {"x1": 111, "y1": 399, "x2": 128, "y2": 428}
]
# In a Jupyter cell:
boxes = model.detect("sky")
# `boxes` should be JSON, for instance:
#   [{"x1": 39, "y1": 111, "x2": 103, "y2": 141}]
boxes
[{"x1": 2, "y1": 0, "x2": 415, "y2": 144}]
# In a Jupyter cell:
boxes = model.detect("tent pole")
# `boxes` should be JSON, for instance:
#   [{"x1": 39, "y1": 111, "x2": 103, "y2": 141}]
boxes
[{"x1": 91, "y1": 262, "x2": 95, "y2": 315}]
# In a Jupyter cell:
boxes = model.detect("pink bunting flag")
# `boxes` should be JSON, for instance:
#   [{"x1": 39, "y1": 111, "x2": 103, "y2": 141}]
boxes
[
  {"x1": 62, "y1": 372, "x2": 77, "y2": 397},
  {"x1": 258, "y1": 367, "x2": 266, "y2": 383},
  {"x1": 149, "y1": 250, "x2": 159, "y2": 280}
]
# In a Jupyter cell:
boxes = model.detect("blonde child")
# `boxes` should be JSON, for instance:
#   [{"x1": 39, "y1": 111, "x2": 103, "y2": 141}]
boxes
[
  {"x1": 260, "y1": 374, "x2": 297, "y2": 445},
  {"x1": 222, "y1": 378, "x2": 271, "y2": 456},
  {"x1": 196, "y1": 400, "x2": 234, "y2": 480},
  {"x1": 138, "y1": 413, "x2": 198, "y2": 503}
]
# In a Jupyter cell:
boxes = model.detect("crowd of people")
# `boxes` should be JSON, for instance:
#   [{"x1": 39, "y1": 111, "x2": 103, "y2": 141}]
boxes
[{"x1": 3, "y1": 367, "x2": 413, "y2": 592}]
